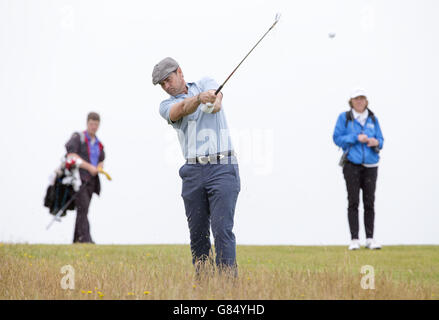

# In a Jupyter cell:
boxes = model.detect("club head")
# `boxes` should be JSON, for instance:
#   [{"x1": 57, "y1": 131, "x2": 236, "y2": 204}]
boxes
[{"x1": 275, "y1": 13, "x2": 281, "y2": 23}]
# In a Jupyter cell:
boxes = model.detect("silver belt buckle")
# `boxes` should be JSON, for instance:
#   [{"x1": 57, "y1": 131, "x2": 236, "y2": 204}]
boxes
[{"x1": 197, "y1": 155, "x2": 209, "y2": 164}]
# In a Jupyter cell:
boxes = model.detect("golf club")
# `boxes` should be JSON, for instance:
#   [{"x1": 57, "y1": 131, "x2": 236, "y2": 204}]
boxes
[{"x1": 203, "y1": 13, "x2": 281, "y2": 112}]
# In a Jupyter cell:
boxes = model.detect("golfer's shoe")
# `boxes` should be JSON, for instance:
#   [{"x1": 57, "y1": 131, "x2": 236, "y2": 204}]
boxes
[
  {"x1": 365, "y1": 238, "x2": 382, "y2": 250},
  {"x1": 348, "y1": 239, "x2": 361, "y2": 251}
]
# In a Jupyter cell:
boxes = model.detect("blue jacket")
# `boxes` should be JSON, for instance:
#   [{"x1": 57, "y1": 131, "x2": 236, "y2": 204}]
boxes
[{"x1": 333, "y1": 110, "x2": 384, "y2": 165}]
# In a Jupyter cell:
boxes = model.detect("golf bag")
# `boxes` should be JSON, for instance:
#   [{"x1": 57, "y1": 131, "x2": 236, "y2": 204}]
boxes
[{"x1": 44, "y1": 157, "x2": 82, "y2": 218}]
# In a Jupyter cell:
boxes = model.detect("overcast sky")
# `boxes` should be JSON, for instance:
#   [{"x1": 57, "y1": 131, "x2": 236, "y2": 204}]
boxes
[{"x1": 1, "y1": 0, "x2": 438, "y2": 245}]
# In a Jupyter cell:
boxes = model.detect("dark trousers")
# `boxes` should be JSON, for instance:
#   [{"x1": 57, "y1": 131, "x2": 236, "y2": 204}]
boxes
[
  {"x1": 343, "y1": 161, "x2": 378, "y2": 240},
  {"x1": 73, "y1": 178, "x2": 96, "y2": 243},
  {"x1": 179, "y1": 156, "x2": 240, "y2": 274}
]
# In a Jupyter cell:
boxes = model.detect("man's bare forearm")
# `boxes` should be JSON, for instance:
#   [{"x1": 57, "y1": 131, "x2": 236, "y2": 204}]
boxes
[
  {"x1": 181, "y1": 95, "x2": 201, "y2": 117},
  {"x1": 182, "y1": 91, "x2": 222, "y2": 115},
  {"x1": 211, "y1": 92, "x2": 223, "y2": 114},
  {"x1": 170, "y1": 90, "x2": 218, "y2": 122},
  {"x1": 67, "y1": 153, "x2": 95, "y2": 172},
  {"x1": 169, "y1": 95, "x2": 200, "y2": 122}
]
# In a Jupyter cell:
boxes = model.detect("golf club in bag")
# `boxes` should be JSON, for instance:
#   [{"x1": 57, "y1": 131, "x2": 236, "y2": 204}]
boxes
[
  {"x1": 45, "y1": 157, "x2": 112, "y2": 230},
  {"x1": 202, "y1": 13, "x2": 281, "y2": 113}
]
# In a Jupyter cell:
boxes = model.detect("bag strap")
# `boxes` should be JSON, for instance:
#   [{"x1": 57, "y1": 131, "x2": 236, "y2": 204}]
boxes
[
  {"x1": 346, "y1": 109, "x2": 377, "y2": 127},
  {"x1": 81, "y1": 131, "x2": 102, "y2": 161},
  {"x1": 78, "y1": 131, "x2": 86, "y2": 144},
  {"x1": 345, "y1": 110, "x2": 353, "y2": 128},
  {"x1": 368, "y1": 109, "x2": 377, "y2": 125}
]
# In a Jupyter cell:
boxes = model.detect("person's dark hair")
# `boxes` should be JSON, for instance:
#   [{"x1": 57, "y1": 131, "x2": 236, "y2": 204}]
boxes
[{"x1": 87, "y1": 112, "x2": 100, "y2": 122}]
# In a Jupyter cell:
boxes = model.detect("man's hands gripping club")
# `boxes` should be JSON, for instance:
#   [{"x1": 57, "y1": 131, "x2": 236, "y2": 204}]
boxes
[
  {"x1": 199, "y1": 90, "x2": 222, "y2": 114},
  {"x1": 169, "y1": 90, "x2": 223, "y2": 122}
]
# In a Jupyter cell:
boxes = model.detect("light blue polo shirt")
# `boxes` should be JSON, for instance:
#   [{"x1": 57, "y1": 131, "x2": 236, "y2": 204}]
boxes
[{"x1": 159, "y1": 77, "x2": 234, "y2": 159}]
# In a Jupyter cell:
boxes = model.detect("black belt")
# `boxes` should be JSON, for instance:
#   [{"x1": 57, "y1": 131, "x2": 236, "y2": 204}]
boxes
[{"x1": 186, "y1": 150, "x2": 236, "y2": 164}]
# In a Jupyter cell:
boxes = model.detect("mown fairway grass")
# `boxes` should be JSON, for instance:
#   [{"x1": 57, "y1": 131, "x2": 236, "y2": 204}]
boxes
[{"x1": 1, "y1": 243, "x2": 438, "y2": 300}]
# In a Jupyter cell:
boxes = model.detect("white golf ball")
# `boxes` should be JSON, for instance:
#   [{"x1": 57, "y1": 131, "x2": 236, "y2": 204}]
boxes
[{"x1": 329, "y1": 32, "x2": 336, "y2": 39}]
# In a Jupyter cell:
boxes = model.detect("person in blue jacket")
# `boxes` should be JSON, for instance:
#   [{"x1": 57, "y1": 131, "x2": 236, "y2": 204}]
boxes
[{"x1": 333, "y1": 88, "x2": 384, "y2": 250}]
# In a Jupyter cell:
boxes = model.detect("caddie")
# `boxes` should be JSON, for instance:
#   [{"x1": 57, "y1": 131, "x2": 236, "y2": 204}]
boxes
[
  {"x1": 65, "y1": 112, "x2": 106, "y2": 244},
  {"x1": 153, "y1": 57, "x2": 240, "y2": 276}
]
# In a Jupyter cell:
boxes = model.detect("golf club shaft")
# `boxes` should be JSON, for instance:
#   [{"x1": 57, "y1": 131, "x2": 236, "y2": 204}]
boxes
[
  {"x1": 46, "y1": 191, "x2": 80, "y2": 230},
  {"x1": 215, "y1": 17, "x2": 280, "y2": 95},
  {"x1": 46, "y1": 180, "x2": 90, "y2": 230}
]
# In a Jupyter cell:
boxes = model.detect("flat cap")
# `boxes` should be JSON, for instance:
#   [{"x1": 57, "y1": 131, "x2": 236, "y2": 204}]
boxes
[{"x1": 152, "y1": 57, "x2": 179, "y2": 85}]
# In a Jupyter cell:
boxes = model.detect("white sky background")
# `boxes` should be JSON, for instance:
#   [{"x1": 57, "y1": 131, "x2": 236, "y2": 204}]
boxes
[{"x1": 0, "y1": 0, "x2": 438, "y2": 245}]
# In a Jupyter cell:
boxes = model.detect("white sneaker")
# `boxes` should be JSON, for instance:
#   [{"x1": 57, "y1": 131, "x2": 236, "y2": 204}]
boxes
[
  {"x1": 348, "y1": 239, "x2": 361, "y2": 250},
  {"x1": 366, "y1": 238, "x2": 382, "y2": 250}
]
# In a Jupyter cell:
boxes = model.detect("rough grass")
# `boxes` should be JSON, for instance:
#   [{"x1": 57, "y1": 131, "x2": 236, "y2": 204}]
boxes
[{"x1": 0, "y1": 243, "x2": 438, "y2": 300}]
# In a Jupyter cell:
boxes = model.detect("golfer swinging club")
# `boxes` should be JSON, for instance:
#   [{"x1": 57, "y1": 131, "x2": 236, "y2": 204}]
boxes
[{"x1": 153, "y1": 57, "x2": 240, "y2": 277}]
